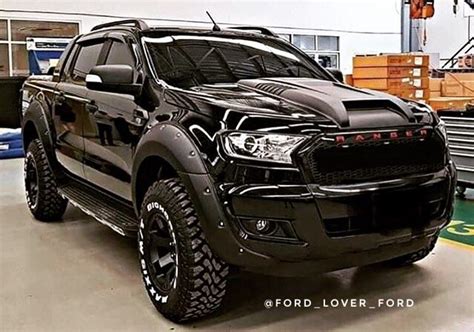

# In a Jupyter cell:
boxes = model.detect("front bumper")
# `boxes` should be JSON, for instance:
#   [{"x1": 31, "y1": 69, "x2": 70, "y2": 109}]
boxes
[{"x1": 180, "y1": 163, "x2": 456, "y2": 277}]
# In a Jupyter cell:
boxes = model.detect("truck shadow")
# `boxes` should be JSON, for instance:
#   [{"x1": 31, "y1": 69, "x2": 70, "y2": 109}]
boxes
[
  {"x1": 59, "y1": 206, "x2": 438, "y2": 330},
  {"x1": 194, "y1": 261, "x2": 436, "y2": 330}
]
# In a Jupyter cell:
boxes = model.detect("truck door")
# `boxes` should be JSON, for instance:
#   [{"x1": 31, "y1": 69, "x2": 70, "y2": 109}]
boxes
[
  {"x1": 82, "y1": 36, "x2": 144, "y2": 201},
  {"x1": 53, "y1": 40, "x2": 106, "y2": 179}
]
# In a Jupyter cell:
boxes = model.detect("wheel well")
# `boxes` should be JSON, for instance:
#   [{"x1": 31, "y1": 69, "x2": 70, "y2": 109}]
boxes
[
  {"x1": 135, "y1": 156, "x2": 178, "y2": 210},
  {"x1": 23, "y1": 121, "x2": 39, "y2": 150}
]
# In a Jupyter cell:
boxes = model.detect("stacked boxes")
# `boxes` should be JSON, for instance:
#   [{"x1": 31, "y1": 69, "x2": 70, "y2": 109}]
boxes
[
  {"x1": 428, "y1": 73, "x2": 474, "y2": 111},
  {"x1": 441, "y1": 73, "x2": 474, "y2": 97},
  {"x1": 352, "y1": 54, "x2": 430, "y2": 102},
  {"x1": 428, "y1": 97, "x2": 473, "y2": 111},
  {"x1": 429, "y1": 78, "x2": 442, "y2": 98}
]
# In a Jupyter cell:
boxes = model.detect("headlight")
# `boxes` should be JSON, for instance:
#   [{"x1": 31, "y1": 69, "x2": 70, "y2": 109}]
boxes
[{"x1": 222, "y1": 132, "x2": 307, "y2": 164}]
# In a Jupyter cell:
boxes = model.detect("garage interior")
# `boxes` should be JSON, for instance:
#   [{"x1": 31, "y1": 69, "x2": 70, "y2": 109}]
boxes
[{"x1": 1, "y1": 0, "x2": 473, "y2": 331}]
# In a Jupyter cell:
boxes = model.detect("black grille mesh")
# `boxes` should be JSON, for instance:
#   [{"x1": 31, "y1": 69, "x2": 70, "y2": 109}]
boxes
[
  {"x1": 304, "y1": 134, "x2": 446, "y2": 185},
  {"x1": 321, "y1": 179, "x2": 447, "y2": 237}
]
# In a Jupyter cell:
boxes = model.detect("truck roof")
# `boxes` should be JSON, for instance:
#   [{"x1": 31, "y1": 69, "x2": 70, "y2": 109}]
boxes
[{"x1": 90, "y1": 19, "x2": 278, "y2": 38}]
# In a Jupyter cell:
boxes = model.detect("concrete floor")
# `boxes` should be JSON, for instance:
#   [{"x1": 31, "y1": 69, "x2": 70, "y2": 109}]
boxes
[{"x1": 1, "y1": 158, "x2": 473, "y2": 332}]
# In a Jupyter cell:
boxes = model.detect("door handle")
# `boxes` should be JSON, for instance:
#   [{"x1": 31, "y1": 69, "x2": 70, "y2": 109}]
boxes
[
  {"x1": 132, "y1": 108, "x2": 149, "y2": 126},
  {"x1": 86, "y1": 103, "x2": 99, "y2": 114}
]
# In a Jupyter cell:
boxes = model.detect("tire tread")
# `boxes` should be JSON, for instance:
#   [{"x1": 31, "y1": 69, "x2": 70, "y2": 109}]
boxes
[
  {"x1": 140, "y1": 178, "x2": 228, "y2": 322},
  {"x1": 25, "y1": 139, "x2": 67, "y2": 221}
]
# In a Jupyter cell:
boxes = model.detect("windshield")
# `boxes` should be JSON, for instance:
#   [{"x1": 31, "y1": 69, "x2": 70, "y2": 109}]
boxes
[{"x1": 143, "y1": 34, "x2": 332, "y2": 89}]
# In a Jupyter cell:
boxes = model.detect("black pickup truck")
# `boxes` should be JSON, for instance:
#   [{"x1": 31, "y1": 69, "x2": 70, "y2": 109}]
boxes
[{"x1": 21, "y1": 19, "x2": 455, "y2": 322}]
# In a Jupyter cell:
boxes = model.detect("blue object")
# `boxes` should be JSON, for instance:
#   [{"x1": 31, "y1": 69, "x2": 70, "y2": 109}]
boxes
[
  {"x1": 28, "y1": 50, "x2": 63, "y2": 75},
  {"x1": 0, "y1": 147, "x2": 24, "y2": 159},
  {"x1": 0, "y1": 130, "x2": 24, "y2": 159},
  {"x1": 0, "y1": 131, "x2": 22, "y2": 142}
]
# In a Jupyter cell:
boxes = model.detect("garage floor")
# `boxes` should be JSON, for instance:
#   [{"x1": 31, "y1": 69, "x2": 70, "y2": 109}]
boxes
[{"x1": 1, "y1": 158, "x2": 473, "y2": 332}]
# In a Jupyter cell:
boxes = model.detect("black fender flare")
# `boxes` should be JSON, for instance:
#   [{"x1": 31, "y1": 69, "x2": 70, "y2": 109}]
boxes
[
  {"x1": 132, "y1": 122, "x2": 271, "y2": 267},
  {"x1": 133, "y1": 122, "x2": 208, "y2": 176},
  {"x1": 22, "y1": 97, "x2": 61, "y2": 174},
  {"x1": 132, "y1": 122, "x2": 209, "y2": 213}
]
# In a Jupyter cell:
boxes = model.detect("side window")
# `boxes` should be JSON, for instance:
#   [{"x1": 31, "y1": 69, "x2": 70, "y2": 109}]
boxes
[
  {"x1": 70, "y1": 42, "x2": 103, "y2": 83},
  {"x1": 60, "y1": 44, "x2": 79, "y2": 81},
  {"x1": 105, "y1": 41, "x2": 135, "y2": 67}
]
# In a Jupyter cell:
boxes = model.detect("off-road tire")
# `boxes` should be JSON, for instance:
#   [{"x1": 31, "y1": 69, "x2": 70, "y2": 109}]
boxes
[
  {"x1": 24, "y1": 139, "x2": 67, "y2": 221},
  {"x1": 138, "y1": 178, "x2": 229, "y2": 323},
  {"x1": 385, "y1": 234, "x2": 439, "y2": 267}
]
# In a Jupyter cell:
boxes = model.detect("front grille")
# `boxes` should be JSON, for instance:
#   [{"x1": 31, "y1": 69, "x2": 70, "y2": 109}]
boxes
[
  {"x1": 320, "y1": 179, "x2": 448, "y2": 237},
  {"x1": 303, "y1": 131, "x2": 446, "y2": 185}
]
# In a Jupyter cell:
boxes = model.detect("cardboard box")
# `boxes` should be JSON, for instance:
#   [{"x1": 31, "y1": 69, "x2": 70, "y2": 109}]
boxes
[
  {"x1": 441, "y1": 81, "x2": 474, "y2": 97},
  {"x1": 352, "y1": 67, "x2": 429, "y2": 79},
  {"x1": 345, "y1": 74, "x2": 354, "y2": 86},
  {"x1": 377, "y1": 88, "x2": 429, "y2": 101},
  {"x1": 429, "y1": 97, "x2": 473, "y2": 111},
  {"x1": 441, "y1": 81, "x2": 463, "y2": 97},
  {"x1": 444, "y1": 72, "x2": 474, "y2": 83},
  {"x1": 353, "y1": 54, "x2": 430, "y2": 68},
  {"x1": 462, "y1": 81, "x2": 474, "y2": 96},
  {"x1": 353, "y1": 77, "x2": 429, "y2": 90},
  {"x1": 430, "y1": 91, "x2": 442, "y2": 98},
  {"x1": 429, "y1": 78, "x2": 443, "y2": 92},
  {"x1": 395, "y1": 88, "x2": 429, "y2": 100}
]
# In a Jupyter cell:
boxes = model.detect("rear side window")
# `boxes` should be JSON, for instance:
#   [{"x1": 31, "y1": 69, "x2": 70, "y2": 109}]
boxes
[
  {"x1": 71, "y1": 43, "x2": 103, "y2": 82},
  {"x1": 105, "y1": 41, "x2": 135, "y2": 66}
]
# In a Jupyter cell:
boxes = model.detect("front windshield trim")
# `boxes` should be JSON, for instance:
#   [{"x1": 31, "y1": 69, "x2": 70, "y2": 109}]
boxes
[{"x1": 141, "y1": 33, "x2": 333, "y2": 89}]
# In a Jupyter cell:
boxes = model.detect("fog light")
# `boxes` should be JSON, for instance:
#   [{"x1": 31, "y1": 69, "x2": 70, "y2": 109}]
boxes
[
  {"x1": 239, "y1": 217, "x2": 298, "y2": 241},
  {"x1": 256, "y1": 219, "x2": 270, "y2": 233}
]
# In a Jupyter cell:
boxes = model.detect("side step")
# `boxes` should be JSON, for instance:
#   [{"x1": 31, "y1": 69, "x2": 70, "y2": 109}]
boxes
[{"x1": 59, "y1": 178, "x2": 139, "y2": 237}]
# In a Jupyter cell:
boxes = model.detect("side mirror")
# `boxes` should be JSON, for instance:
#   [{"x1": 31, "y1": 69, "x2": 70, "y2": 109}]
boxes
[
  {"x1": 326, "y1": 68, "x2": 344, "y2": 83},
  {"x1": 86, "y1": 65, "x2": 141, "y2": 95}
]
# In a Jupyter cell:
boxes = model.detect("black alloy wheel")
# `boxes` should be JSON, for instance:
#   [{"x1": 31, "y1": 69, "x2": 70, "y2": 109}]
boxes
[
  {"x1": 145, "y1": 212, "x2": 178, "y2": 295},
  {"x1": 24, "y1": 153, "x2": 39, "y2": 209}
]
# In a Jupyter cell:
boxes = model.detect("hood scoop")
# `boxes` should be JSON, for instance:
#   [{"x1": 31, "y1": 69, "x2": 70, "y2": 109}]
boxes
[{"x1": 238, "y1": 78, "x2": 416, "y2": 128}]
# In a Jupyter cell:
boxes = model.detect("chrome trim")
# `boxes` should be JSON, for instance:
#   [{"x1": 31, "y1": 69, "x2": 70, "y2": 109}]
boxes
[
  {"x1": 457, "y1": 166, "x2": 474, "y2": 173},
  {"x1": 447, "y1": 130, "x2": 474, "y2": 137},
  {"x1": 445, "y1": 123, "x2": 474, "y2": 129},
  {"x1": 448, "y1": 137, "x2": 474, "y2": 144},
  {"x1": 451, "y1": 152, "x2": 474, "y2": 158},
  {"x1": 440, "y1": 116, "x2": 474, "y2": 122},
  {"x1": 450, "y1": 144, "x2": 474, "y2": 151}
]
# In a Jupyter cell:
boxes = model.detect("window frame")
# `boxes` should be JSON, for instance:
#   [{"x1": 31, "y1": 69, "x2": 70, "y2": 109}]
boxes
[
  {"x1": 0, "y1": 18, "x2": 80, "y2": 77},
  {"x1": 104, "y1": 38, "x2": 137, "y2": 67},
  {"x1": 0, "y1": 19, "x2": 7, "y2": 41},
  {"x1": 64, "y1": 32, "x2": 141, "y2": 85},
  {"x1": 66, "y1": 39, "x2": 107, "y2": 85},
  {"x1": 317, "y1": 35, "x2": 340, "y2": 52},
  {"x1": 142, "y1": 33, "x2": 333, "y2": 88},
  {"x1": 283, "y1": 33, "x2": 340, "y2": 69}
]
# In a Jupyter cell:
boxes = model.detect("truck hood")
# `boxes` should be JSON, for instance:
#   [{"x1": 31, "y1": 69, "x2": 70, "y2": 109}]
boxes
[
  {"x1": 164, "y1": 78, "x2": 419, "y2": 129},
  {"x1": 238, "y1": 78, "x2": 416, "y2": 128}
]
